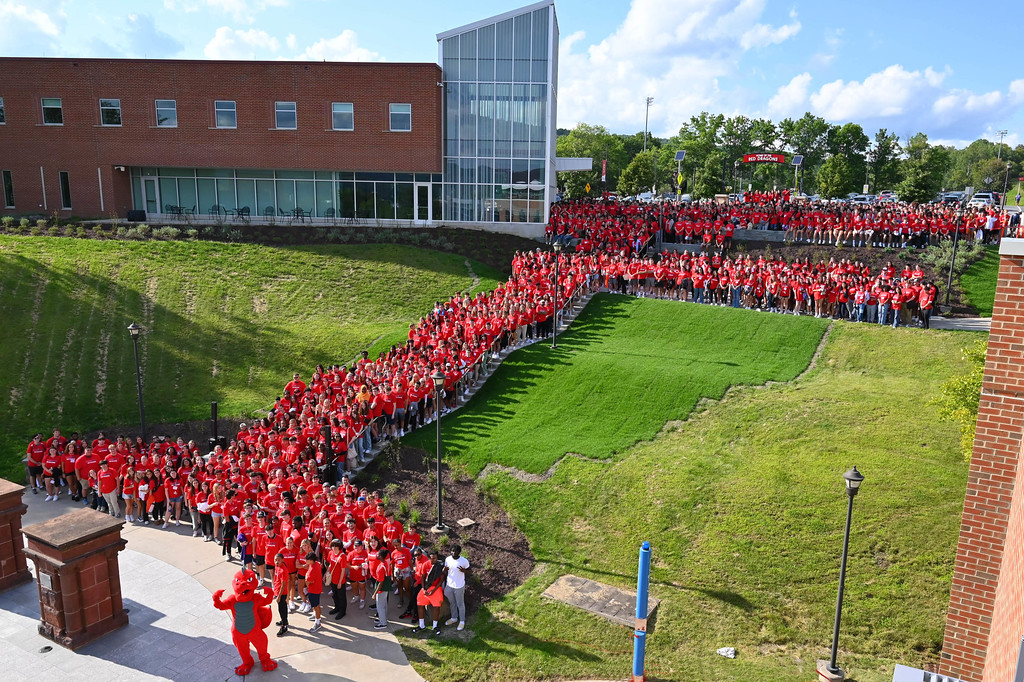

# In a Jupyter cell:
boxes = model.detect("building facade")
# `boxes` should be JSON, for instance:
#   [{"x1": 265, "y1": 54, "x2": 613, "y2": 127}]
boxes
[{"x1": 0, "y1": 2, "x2": 558, "y2": 233}]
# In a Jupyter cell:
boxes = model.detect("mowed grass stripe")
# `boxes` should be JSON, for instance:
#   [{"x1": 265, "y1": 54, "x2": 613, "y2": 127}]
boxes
[
  {"x1": 405, "y1": 294, "x2": 829, "y2": 476},
  {"x1": 403, "y1": 321, "x2": 972, "y2": 682},
  {"x1": 0, "y1": 237, "x2": 501, "y2": 479}
]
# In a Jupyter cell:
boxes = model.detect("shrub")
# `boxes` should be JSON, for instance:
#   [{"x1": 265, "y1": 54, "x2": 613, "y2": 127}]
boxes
[
  {"x1": 1, "y1": 216, "x2": 13, "y2": 231},
  {"x1": 186, "y1": 228, "x2": 199, "y2": 239},
  {"x1": 929, "y1": 339, "x2": 986, "y2": 462},
  {"x1": 48, "y1": 227, "x2": 61, "y2": 236},
  {"x1": 919, "y1": 241, "x2": 986, "y2": 278},
  {"x1": 398, "y1": 499, "x2": 410, "y2": 519},
  {"x1": 115, "y1": 226, "x2": 128, "y2": 238},
  {"x1": 409, "y1": 509, "x2": 421, "y2": 525},
  {"x1": 37, "y1": 219, "x2": 48, "y2": 230},
  {"x1": 30, "y1": 226, "x2": 43, "y2": 236},
  {"x1": 136, "y1": 224, "x2": 151, "y2": 236},
  {"x1": 76, "y1": 227, "x2": 88, "y2": 238},
  {"x1": 19, "y1": 218, "x2": 30, "y2": 229}
]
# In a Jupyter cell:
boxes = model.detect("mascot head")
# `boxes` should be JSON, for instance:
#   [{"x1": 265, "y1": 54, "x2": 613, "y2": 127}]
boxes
[{"x1": 232, "y1": 567, "x2": 260, "y2": 601}]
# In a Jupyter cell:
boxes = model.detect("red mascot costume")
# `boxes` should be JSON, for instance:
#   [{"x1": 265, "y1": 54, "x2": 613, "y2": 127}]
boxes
[{"x1": 212, "y1": 567, "x2": 278, "y2": 676}]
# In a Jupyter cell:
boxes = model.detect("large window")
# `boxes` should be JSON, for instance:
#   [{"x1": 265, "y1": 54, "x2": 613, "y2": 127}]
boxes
[
  {"x1": 332, "y1": 102, "x2": 353, "y2": 131},
  {"x1": 389, "y1": 103, "x2": 411, "y2": 132},
  {"x1": 99, "y1": 99, "x2": 122, "y2": 126},
  {"x1": 215, "y1": 100, "x2": 236, "y2": 128},
  {"x1": 42, "y1": 98, "x2": 63, "y2": 125},
  {"x1": 58, "y1": 171, "x2": 71, "y2": 209},
  {"x1": 156, "y1": 100, "x2": 177, "y2": 127},
  {"x1": 275, "y1": 101, "x2": 296, "y2": 129},
  {"x1": 2, "y1": 170, "x2": 13, "y2": 208},
  {"x1": 0, "y1": 98, "x2": 5, "y2": 124}
]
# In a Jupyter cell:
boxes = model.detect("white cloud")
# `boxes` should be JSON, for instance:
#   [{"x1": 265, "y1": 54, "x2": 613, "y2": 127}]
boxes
[
  {"x1": 0, "y1": 1, "x2": 60, "y2": 36},
  {"x1": 203, "y1": 26, "x2": 279, "y2": 59},
  {"x1": 767, "y1": 72, "x2": 811, "y2": 117},
  {"x1": 285, "y1": 32, "x2": 296, "y2": 50},
  {"x1": 558, "y1": 0, "x2": 802, "y2": 136},
  {"x1": 204, "y1": 0, "x2": 288, "y2": 23},
  {"x1": 294, "y1": 30, "x2": 379, "y2": 62}
]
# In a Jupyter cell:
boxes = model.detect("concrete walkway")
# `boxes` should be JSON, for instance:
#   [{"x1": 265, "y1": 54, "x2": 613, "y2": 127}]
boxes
[
  {"x1": 1, "y1": 490, "x2": 425, "y2": 682},
  {"x1": 929, "y1": 316, "x2": 991, "y2": 331}
]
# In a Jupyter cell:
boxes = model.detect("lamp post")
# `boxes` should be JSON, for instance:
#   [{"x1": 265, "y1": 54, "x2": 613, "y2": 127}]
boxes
[
  {"x1": 431, "y1": 369, "x2": 447, "y2": 533},
  {"x1": 126, "y1": 322, "x2": 147, "y2": 441},
  {"x1": 643, "y1": 97, "x2": 654, "y2": 153},
  {"x1": 998, "y1": 129, "x2": 1008, "y2": 160},
  {"x1": 552, "y1": 241, "x2": 563, "y2": 349},
  {"x1": 1002, "y1": 161, "x2": 1011, "y2": 211},
  {"x1": 824, "y1": 466, "x2": 865, "y2": 680}
]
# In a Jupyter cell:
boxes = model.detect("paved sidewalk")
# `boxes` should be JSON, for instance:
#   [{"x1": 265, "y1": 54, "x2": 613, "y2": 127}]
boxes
[
  {"x1": 1, "y1": 491, "x2": 425, "y2": 682},
  {"x1": 929, "y1": 316, "x2": 991, "y2": 331}
]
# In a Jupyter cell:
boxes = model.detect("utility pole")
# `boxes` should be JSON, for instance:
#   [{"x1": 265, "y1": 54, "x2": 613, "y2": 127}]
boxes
[
  {"x1": 643, "y1": 97, "x2": 654, "y2": 153},
  {"x1": 998, "y1": 130, "x2": 1008, "y2": 160}
]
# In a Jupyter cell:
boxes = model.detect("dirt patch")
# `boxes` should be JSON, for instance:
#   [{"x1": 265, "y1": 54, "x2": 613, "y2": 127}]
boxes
[{"x1": 360, "y1": 443, "x2": 535, "y2": 608}]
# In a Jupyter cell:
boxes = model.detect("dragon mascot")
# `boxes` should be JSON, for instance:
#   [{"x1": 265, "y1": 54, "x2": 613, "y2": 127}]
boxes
[{"x1": 212, "y1": 567, "x2": 278, "y2": 676}]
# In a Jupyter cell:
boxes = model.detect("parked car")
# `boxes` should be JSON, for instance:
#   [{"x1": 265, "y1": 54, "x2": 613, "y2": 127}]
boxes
[
  {"x1": 968, "y1": 191, "x2": 997, "y2": 207},
  {"x1": 849, "y1": 195, "x2": 876, "y2": 205},
  {"x1": 877, "y1": 193, "x2": 899, "y2": 204}
]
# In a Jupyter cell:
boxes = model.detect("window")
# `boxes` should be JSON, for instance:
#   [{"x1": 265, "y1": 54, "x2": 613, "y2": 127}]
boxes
[
  {"x1": 156, "y1": 99, "x2": 177, "y2": 127},
  {"x1": 215, "y1": 100, "x2": 236, "y2": 128},
  {"x1": 2, "y1": 170, "x2": 13, "y2": 208},
  {"x1": 390, "y1": 103, "x2": 411, "y2": 132},
  {"x1": 42, "y1": 98, "x2": 63, "y2": 125},
  {"x1": 332, "y1": 102, "x2": 353, "y2": 131},
  {"x1": 0, "y1": 98, "x2": 5, "y2": 124},
  {"x1": 275, "y1": 101, "x2": 296, "y2": 129},
  {"x1": 58, "y1": 171, "x2": 71, "y2": 209},
  {"x1": 99, "y1": 99, "x2": 121, "y2": 126}
]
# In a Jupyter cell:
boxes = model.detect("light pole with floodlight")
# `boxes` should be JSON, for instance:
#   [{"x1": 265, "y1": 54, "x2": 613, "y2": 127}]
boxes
[
  {"x1": 552, "y1": 241, "x2": 562, "y2": 349},
  {"x1": 823, "y1": 466, "x2": 864, "y2": 681},
  {"x1": 127, "y1": 322, "x2": 147, "y2": 441},
  {"x1": 431, "y1": 369, "x2": 447, "y2": 533},
  {"x1": 643, "y1": 97, "x2": 654, "y2": 153}
]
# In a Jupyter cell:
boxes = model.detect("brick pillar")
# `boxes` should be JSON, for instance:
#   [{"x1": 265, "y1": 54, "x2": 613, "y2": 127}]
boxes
[
  {"x1": 941, "y1": 239, "x2": 1024, "y2": 681},
  {"x1": 22, "y1": 508, "x2": 128, "y2": 650},
  {"x1": 0, "y1": 478, "x2": 31, "y2": 591}
]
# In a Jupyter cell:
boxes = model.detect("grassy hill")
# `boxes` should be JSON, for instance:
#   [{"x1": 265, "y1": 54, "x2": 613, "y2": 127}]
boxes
[
  {"x1": 0, "y1": 236, "x2": 502, "y2": 480},
  {"x1": 398, "y1": 298, "x2": 975, "y2": 682}
]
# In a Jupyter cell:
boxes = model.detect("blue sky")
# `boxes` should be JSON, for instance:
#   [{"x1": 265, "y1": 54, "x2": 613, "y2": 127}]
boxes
[{"x1": 2, "y1": 0, "x2": 1020, "y2": 148}]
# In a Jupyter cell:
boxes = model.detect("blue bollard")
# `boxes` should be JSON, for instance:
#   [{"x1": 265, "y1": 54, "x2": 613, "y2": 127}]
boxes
[{"x1": 633, "y1": 541, "x2": 651, "y2": 681}]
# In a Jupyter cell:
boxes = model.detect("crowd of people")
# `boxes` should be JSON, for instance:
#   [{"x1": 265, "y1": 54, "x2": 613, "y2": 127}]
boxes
[
  {"x1": 23, "y1": 194, "x2": 985, "y2": 641},
  {"x1": 548, "y1": 195, "x2": 1015, "y2": 251},
  {"x1": 24, "y1": 428, "x2": 473, "y2": 637}
]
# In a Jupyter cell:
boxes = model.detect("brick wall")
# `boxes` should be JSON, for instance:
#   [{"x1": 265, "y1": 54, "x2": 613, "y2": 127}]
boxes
[
  {"x1": 941, "y1": 241, "x2": 1024, "y2": 681},
  {"x1": 0, "y1": 57, "x2": 442, "y2": 217}
]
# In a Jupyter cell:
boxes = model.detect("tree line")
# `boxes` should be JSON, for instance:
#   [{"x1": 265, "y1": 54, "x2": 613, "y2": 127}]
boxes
[{"x1": 555, "y1": 113, "x2": 1024, "y2": 204}]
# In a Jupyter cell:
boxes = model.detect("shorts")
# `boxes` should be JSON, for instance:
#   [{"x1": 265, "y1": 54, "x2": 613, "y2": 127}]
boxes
[
  {"x1": 28, "y1": 465, "x2": 43, "y2": 477},
  {"x1": 253, "y1": 555, "x2": 266, "y2": 567},
  {"x1": 169, "y1": 496, "x2": 183, "y2": 504},
  {"x1": 307, "y1": 593, "x2": 321, "y2": 608},
  {"x1": 417, "y1": 587, "x2": 444, "y2": 608},
  {"x1": 211, "y1": 512, "x2": 222, "y2": 520},
  {"x1": 122, "y1": 493, "x2": 134, "y2": 500},
  {"x1": 399, "y1": 568, "x2": 412, "y2": 579},
  {"x1": 242, "y1": 554, "x2": 253, "y2": 565}
]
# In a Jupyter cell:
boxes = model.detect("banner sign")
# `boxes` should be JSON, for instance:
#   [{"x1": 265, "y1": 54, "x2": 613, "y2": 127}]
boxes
[
  {"x1": 602, "y1": 159, "x2": 607, "y2": 183},
  {"x1": 743, "y1": 153, "x2": 786, "y2": 164}
]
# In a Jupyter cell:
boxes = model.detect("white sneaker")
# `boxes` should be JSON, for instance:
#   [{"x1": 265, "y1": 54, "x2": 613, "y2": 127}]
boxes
[
  {"x1": 457, "y1": 622, "x2": 465, "y2": 631},
  {"x1": 162, "y1": 522, "x2": 168, "y2": 529},
  {"x1": 289, "y1": 602, "x2": 299, "y2": 612},
  {"x1": 193, "y1": 530, "x2": 199, "y2": 537},
  {"x1": 175, "y1": 520, "x2": 180, "y2": 526},
  {"x1": 445, "y1": 618, "x2": 458, "y2": 626},
  {"x1": 45, "y1": 495, "x2": 53, "y2": 502}
]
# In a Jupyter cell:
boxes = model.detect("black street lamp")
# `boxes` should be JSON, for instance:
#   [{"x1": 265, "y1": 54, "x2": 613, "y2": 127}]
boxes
[
  {"x1": 126, "y1": 322, "x2": 147, "y2": 441},
  {"x1": 551, "y1": 241, "x2": 563, "y2": 349},
  {"x1": 431, "y1": 369, "x2": 447, "y2": 533},
  {"x1": 825, "y1": 466, "x2": 865, "y2": 680}
]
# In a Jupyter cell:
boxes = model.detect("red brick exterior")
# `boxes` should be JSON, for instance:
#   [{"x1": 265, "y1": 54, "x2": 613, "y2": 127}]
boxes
[
  {"x1": 942, "y1": 244, "x2": 1024, "y2": 681},
  {"x1": 0, "y1": 57, "x2": 442, "y2": 217}
]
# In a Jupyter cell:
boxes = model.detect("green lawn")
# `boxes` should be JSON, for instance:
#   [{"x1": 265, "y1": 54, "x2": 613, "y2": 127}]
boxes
[
  {"x1": 405, "y1": 295, "x2": 829, "y2": 475},
  {"x1": 0, "y1": 236, "x2": 503, "y2": 480},
  {"x1": 400, "y1": 304, "x2": 973, "y2": 682},
  {"x1": 960, "y1": 245, "x2": 1000, "y2": 316}
]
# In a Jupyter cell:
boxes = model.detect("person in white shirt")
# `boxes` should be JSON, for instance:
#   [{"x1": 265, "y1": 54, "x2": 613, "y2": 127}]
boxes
[{"x1": 442, "y1": 545, "x2": 470, "y2": 631}]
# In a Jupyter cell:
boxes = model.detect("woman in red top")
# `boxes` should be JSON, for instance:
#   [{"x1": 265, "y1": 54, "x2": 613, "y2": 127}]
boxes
[
  {"x1": 41, "y1": 446, "x2": 62, "y2": 501},
  {"x1": 347, "y1": 538, "x2": 368, "y2": 608},
  {"x1": 305, "y1": 551, "x2": 325, "y2": 632},
  {"x1": 62, "y1": 442, "x2": 81, "y2": 501},
  {"x1": 121, "y1": 467, "x2": 138, "y2": 522},
  {"x1": 26, "y1": 434, "x2": 46, "y2": 493},
  {"x1": 326, "y1": 538, "x2": 348, "y2": 620},
  {"x1": 162, "y1": 468, "x2": 185, "y2": 529}
]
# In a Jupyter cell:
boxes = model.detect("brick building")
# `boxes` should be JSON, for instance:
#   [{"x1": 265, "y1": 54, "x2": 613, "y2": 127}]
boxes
[
  {"x1": 941, "y1": 236, "x2": 1024, "y2": 681},
  {"x1": 0, "y1": 0, "x2": 560, "y2": 233}
]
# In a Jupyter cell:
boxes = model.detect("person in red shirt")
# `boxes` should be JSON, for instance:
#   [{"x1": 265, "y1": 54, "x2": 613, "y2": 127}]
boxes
[
  {"x1": 390, "y1": 538, "x2": 413, "y2": 613},
  {"x1": 272, "y1": 552, "x2": 291, "y2": 638},
  {"x1": 347, "y1": 538, "x2": 368, "y2": 608},
  {"x1": 162, "y1": 468, "x2": 185, "y2": 529},
  {"x1": 326, "y1": 538, "x2": 348, "y2": 620},
  {"x1": 94, "y1": 460, "x2": 121, "y2": 517},
  {"x1": 26, "y1": 434, "x2": 46, "y2": 493},
  {"x1": 304, "y1": 551, "x2": 324, "y2": 633},
  {"x1": 41, "y1": 446, "x2": 62, "y2": 501},
  {"x1": 370, "y1": 549, "x2": 393, "y2": 629},
  {"x1": 411, "y1": 550, "x2": 445, "y2": 635}
]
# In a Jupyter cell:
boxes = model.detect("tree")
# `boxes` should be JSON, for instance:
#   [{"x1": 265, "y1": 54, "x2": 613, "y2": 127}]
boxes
[
  {"x1": 555, "y1": 123, "x2": 626, "y2": 198},
  {"x1": 817, "y1": 154, "x2": 855, "y2": 199},
  {"x1": 693, "y1": 150, "x2": 726, "y2": 199},
  {"x1": 778, "y1": 112, "x2": 830, "y2": 190},
  {"x1": 896, "y1": 133, "x2": 950, "y2": 203},
  {"x1": 870, "y1": 128, "x2": 901, "y2": 192},
  {"x1": 617, "y1": 150, "x2": 658, "y2": 197},
  {"x1": 972, "y1": 157, "x2": 1011, "y2": 192},
  {"x1": 930, "y1": 339, "x2": 986, "y2": 461},
  {"x1": 827, "y1": 123, "x2": 869, "y2": 192}
]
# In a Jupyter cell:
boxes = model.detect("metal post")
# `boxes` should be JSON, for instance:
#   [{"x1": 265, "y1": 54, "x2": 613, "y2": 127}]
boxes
[
  {"x1": 211, "y1": 401, "x2": 218, "y2": 442},
  {"x1": 434, "y1": 384, "x2": 446, "y2": 533},
  {"x1": 632, "y1": 541, "x2": 651, "y2": 682},
  {"x1": 552, "y1": 250, "x2": 560, "y2": 349},
  {"x1": 828, "y1": 492, "x2": 855, "y2": 673},
  {"x1": 1002, "y1": 162, "x2": 1011, "y2": 211},
  {"x1": 128, "y1": 324, "x2": 147, "y2": 441},
  {"x1": 998, "y1": 129, "x2": 1007, "y2": 160},
  {"x1": 643, "y1": 97, "x2": 653, "y2": 153},
  {"x1": 945, "y1": 223, "x2": 961, "y2": 306}
]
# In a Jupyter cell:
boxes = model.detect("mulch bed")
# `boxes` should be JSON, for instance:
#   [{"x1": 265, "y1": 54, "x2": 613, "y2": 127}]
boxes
[{"x1": 359, "y1": 442, "x2": 535, "y2": 607}]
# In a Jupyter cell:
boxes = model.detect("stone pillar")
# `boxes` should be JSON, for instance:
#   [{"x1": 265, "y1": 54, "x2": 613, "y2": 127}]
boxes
[
  {"x1": 22, "y1": 508, "x2": 128, "y2": 650},
  {"x1": 941, "y1": 238, "x2": 1024, "y2": 682},
  {"x1": 0, "y1": 478, "x2": 31, "y2": 591}
]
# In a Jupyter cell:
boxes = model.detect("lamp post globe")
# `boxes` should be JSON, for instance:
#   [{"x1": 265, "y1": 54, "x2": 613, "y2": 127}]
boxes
[
  {"x1": 126, "y1": 322, "x2": 147, "y2": 441},
  {"x1": 432, "y1": 369, "x2": 447, "y2": 533}
]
